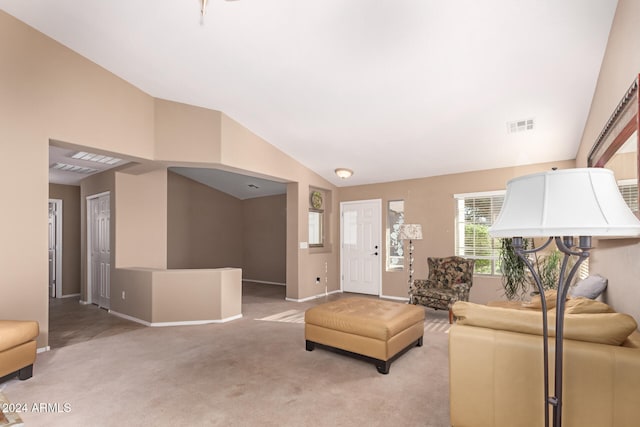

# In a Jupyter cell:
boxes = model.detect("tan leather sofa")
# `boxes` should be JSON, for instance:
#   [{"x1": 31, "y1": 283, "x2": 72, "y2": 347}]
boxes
[
  {"x1": 449, "y1": 301, "x2": 640, "y2": 427},
  {"x1": 0, "y1": 320, "x2": 39, "y2": 381}
]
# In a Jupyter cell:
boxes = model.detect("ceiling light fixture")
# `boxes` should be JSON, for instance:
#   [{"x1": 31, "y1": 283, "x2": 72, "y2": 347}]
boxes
[{"x1": 335, "y1": 168, "x2": 353, "y2": 179}]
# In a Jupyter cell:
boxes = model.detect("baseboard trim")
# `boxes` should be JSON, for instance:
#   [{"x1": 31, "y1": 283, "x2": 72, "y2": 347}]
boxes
[
  {"x1": 149, "y1": 314, "x2": 243, "y2": 327},
  {"x1": 286, "y1": 289, "x2": 341, "y2": 302},
  {"x1": 109, "y1": 310, "x2": 243, "y2": 327},
  {"x1": 381, "y1": 294, "x2": 410, "y2": 302},
  {"x1": 60, "y1": 293, "x2": 81, "y2": 298},
  {"x1": 243, "y1": 279, "x2": 286, "y2": 286},
  {"x1": 109, "y1": 310, "x2": 151, "y2": 326},
  {"x1": 37, "y1": 346, "x2": 50, "y2": 354}
]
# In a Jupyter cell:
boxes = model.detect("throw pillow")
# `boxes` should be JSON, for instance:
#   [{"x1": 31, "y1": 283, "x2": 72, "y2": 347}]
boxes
[
  {"x1": 569, "y1": 274, "x2": 608, "y2": 299},
  {"x1": 563, "y1": 297, "x2": 614, "y2": 314},
  {"x1": 522, "y1": 289, "x2": 557, "y2": 310}
]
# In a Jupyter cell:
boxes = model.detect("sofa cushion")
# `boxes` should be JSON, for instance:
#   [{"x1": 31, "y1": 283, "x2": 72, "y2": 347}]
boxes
[
  {"x1": 452, "y1": 301, "x2": 637, "y2": 346},
  {"x1": 570, "y1": 274, "x2": 608, "y2": 299},
  {"x1": 0, "y1": 320, "x2": 39, "y2": 352}
]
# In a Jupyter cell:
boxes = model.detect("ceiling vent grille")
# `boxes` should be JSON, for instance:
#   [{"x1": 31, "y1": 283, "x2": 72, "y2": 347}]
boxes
[
  {"x1": 71, "y1": 151, "x2": 122, "y2": 165},
  {"x1": 507, "y1": 118, "x2": 535, "y2": 134},
  {"x1": 51, "y1": 162, "x2": 99, "y2": 174}
]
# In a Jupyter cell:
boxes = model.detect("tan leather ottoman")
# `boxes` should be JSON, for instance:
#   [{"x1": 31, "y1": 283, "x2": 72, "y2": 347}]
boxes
[{"x1": 304, "y1": 297, "x2": 425, "y2": 374}]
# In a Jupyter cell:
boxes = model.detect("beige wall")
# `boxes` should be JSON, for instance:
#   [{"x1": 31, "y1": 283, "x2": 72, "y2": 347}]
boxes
[
  {"x1": 1, "y1": 10, "x2": 341, "y2": 348},
  {"x1": 242, "y1": 194, "x2": 287, "y2": 284},
  {"x1": 167, "y1": 173, "x2": 286, "y2": 283},
  {"x1": 575, "y1": 0, "x2": 640, "y2": 322},
  {"x1": 115, "y1": 168, "x2": 168, "y2": 269},
  {"x1": 167, "y1": 171, "x2": 244, "y2": 269},
  {"x1": 111, "y1": 267, "x2": 242, "y2": 324},
  {"x1": 1, "y1": 9, "x2": 155, "y2": 347},
  {"x1": 49, "y1": 184, "x2": 81, "y2": 295},
  {"x1": 110, "y1": 268, "x2": 153, "y2": 322},
  {"x1": 339, "y1": 160, "x2": 576, "y2": 303},
  {"x1": 154, "y1": 99, "x2": 222, "y2": 163}
]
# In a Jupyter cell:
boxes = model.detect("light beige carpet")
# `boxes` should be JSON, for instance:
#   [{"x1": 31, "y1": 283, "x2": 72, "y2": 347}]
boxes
[{"x1": 3, "y1": 290, "x2": 451, "y2": 426}]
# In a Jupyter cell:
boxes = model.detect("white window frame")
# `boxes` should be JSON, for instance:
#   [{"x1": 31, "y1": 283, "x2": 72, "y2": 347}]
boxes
[{"x1": 454, "y1": 190, "x2": 505, "y2": 275}]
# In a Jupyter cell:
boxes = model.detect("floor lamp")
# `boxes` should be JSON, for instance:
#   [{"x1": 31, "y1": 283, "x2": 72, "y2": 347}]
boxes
[
  {"x1": 399, "y1": 224, "x2": 423, "y2": 303},
  {"x1": 489, "y1": 168, "x2": 640, "y2": 427}
]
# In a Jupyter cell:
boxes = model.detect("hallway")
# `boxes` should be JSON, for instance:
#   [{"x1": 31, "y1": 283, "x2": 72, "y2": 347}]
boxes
[{"x1": 48, "y1": 281, "x2": 287, "y2": 349}]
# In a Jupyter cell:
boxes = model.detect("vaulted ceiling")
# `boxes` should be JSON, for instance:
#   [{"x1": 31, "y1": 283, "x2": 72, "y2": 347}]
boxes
[{"x1": 1, "y1": 0, "x2": 618, "y2": 187}]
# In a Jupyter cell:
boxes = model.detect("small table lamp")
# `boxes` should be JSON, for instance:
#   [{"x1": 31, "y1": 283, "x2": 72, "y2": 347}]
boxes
[
  {"x1": 489, "y1": 168, "x2": 640, "y2": 427},
  {"x1": 399, "y1": 224, "x2": 423, "y2": 303}
]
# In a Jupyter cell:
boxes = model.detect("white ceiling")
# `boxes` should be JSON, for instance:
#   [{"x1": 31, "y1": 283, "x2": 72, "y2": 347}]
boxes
[
  {"x1": 2, "y1": 0, "x2": 618, "y2": 187},
  {"x1": 170, "y1": 167, "x2": 286, "y2": 200}
]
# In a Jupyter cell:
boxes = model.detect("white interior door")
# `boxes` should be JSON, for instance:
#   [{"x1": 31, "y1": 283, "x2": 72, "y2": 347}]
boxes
[
  {"x1": 340, "y1": 199, "x2": 381, "y2": 295},
  {"x1": 88, "y1": 193, "x2": 111, "y2": 309},
  {"x1": 48, "y1": 200, "x2": 62, "y2": 298}
]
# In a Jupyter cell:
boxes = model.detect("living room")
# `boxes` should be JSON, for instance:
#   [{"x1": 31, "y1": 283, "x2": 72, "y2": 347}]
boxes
[{"x1": 2, "y1": 1, "x2": 640, "y2": 425}]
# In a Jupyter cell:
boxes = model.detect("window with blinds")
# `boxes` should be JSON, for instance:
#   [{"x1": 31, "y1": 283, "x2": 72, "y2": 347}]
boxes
[
  {"x1": 617, "y1": 181, "x2": 638, "y2": 213},
  {"x1": 454, "y1": 191, "x2": 505, "y2": 275}
]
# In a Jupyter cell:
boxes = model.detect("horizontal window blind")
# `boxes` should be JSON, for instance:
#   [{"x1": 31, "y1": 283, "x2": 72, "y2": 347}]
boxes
[
  {"x1": 455, "y1": 192, "x2": 505, "y2": 274},
  {"x1": 618, "y1": 183, "x2": 638, "y2": 213}
]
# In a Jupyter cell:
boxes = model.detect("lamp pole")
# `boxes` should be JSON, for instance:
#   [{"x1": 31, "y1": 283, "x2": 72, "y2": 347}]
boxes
[{"x1": 511, "y1": 236, "x2": 590, "y2": 427}]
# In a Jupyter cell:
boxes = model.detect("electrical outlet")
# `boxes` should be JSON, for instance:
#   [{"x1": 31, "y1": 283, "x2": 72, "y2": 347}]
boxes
[
  {"x1": 122, "y1": 291, "x2": 126, "y2": 300},
  {"x1": 316, "y1": 277, "x2": 321, "y2": 284}
]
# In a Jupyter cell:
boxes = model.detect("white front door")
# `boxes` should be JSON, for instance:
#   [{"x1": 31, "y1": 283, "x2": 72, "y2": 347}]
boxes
[
  {"x1": 88, "y1": 192, "x2": 111, "y2": 309},
  {"x1": 340, "y1": 199, "x2": 382, "y2": 295}
]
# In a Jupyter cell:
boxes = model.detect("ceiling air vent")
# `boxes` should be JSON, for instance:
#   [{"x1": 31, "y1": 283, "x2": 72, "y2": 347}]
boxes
[
  {"x1": 507, "y1": 118, "x2": 534, "y2": 134},
  {"x1": 51, "y1": 162, "x2": 99, "y2": 174},
  {"x1": 71, "y1": 151, "x2": 122, "y2": 165}
]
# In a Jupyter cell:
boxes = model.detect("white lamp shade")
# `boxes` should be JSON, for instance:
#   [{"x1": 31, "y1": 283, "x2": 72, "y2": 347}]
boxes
[
  {"x1": 489, "y1": 168, "x2": 640, "y2": 237},
  {"x1": 399, "y1": 224, "x2": 423, "y2": 240}
]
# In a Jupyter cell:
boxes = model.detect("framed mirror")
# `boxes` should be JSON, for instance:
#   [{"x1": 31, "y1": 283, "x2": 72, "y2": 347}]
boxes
[
  {"x1": 308, "y1": 189, "x2": 325, "y2": 247},
  {"x1": 309, "y1": 210, "x2": 324, "y2": 247},
  {"x1": 588, "y1": 74, "x2": 639, "y2": 215}
]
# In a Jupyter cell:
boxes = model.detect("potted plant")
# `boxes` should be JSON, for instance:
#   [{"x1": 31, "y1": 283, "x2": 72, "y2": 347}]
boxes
[
  {"x1": 499, "y1": 238, "x2": 531, "y2": 300},
  {"x1": 534, "y1": 249, "x2": 562, "y2": 290},
  {"x1": 500, "y1": 238, "x2": 566, "y2": 301}
]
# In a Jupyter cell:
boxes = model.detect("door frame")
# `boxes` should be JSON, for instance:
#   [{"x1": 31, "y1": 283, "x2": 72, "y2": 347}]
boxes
[
  {"x1": 49, "y1": 199, "x2": 63, "y2": 298},
  {"x1": 339, "y1": 199, "x2": 382, "y2": 296},
  {"x1": 86, "y1": 191, "x2": 110, "y2": 306}
]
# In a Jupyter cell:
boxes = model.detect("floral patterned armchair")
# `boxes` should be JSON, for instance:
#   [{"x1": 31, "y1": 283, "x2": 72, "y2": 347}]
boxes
[{"x1": 410, "y1": 256, "x2": 475, "y2": 323}]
